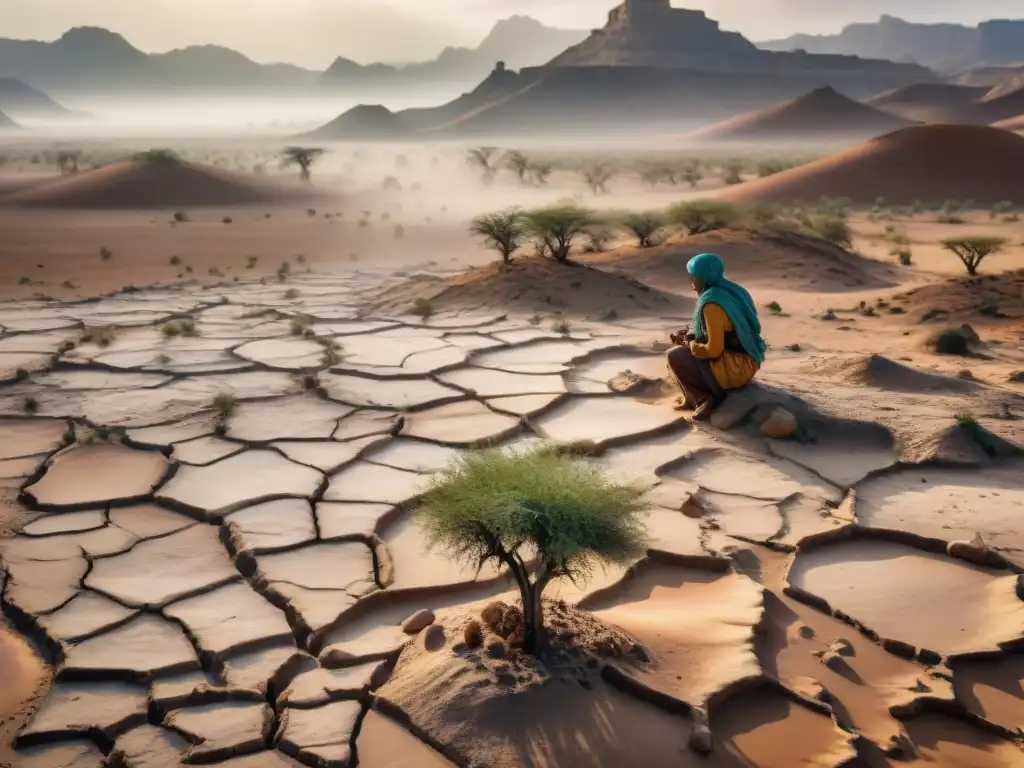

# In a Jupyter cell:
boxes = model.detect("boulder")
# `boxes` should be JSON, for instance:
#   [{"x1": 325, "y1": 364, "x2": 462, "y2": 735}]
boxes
[
  {"x1": 760, "y1": 407, "x2": 798, "y2": 439},
  {"x1": 400, "y1": 609, "x2": 435, "y2": 635}
]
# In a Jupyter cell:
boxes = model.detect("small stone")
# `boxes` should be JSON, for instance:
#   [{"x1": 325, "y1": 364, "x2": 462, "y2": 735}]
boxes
[
  {"x1": 760, "y1": 407, "x2": 798, "y2": 439},
  {"x1": 463, "y1": 620, "x2": 483, "y2": 649},
  {"x1": 797, "y1": 625, "x2": 815, "y2": 639},
  {"x1": 400, "y1": 609, "x2": 435, "y2": 635},
  {"x1": 419, "y1": 624, "x2": 446, "y2": 652}
]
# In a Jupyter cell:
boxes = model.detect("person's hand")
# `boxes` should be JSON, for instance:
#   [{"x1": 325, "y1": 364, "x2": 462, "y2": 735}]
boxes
[{"x1": 670, "y1": 327, "x2": 689, "y2": 345}]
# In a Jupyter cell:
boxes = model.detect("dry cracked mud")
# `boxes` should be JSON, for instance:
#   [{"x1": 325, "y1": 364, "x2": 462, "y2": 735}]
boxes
[{"x1": 1, "y1": 272, "x2": 1022, "y2": 767}]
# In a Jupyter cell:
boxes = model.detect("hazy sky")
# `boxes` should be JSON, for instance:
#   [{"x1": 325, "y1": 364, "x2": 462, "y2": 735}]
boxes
[{"x1": 2, "y1": 0, "x2": 1022, "y2": 69}]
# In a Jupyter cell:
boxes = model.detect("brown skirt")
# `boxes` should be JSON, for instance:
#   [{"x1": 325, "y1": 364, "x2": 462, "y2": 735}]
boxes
[{"x1": 666, "y1": 345, "x2": 726, "y2": 409}]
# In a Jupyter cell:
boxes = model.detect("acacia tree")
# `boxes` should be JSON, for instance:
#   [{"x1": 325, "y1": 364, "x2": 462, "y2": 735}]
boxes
[
  {"x1": 56, "y1": 150, "x2": 82, "y2": 175},
  {"x1": 581, "y1": 163, "x2": 615, "y2": 195},
  {"x1": 505, "y1": 151, "x2": 531, "y2": 184},
  {"x1": 666, "y1": 200, "x2": 738, "y2": 235},
  {"x1": 942, "y1": 236, "x2": 1007, "y2": 276},
  {"x1": 525, "y1": 204, "x2": 594, "y2": 262},
  {"x1": 417, "y1": 446, "x2": 648, "y2": 655},
  {"x1": 622, "y1": 210, "x2": 667, "y2": 248},
  {"x1": 681, "y1": 160, "x2": 703, "y2": 188},
  {"x1": 529, "y1": 162, "x2": 554, "y2": 186},
  {"x1": 280, "y1": 146, "x2": 326, "y2": 182},
  {"x1": 469, "y1": 208, "x2": 529, "y2": 264},
  {"x1": 467, "y1": 146, "x2": 499, "y2": 184}
]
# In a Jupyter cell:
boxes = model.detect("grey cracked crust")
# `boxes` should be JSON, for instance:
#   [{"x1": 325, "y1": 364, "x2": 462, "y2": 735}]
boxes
[{"x1": 0, "y1": 269, "x2": 1022, "y2": 768}]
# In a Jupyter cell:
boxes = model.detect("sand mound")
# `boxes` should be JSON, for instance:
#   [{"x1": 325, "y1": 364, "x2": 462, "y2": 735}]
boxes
[
  {"x1": 686, "y1": 86, "x2": 915, "y2": 144},
  {"x1": 306, "y1": 104, "x2": 412, "y2": 141},
  {"x1": 812, "y1": 354, "x2": 980, "y2": 394},
  {"x1": 369, "y1": 257, "x2": 692, "y2": 319},
  {"x1": 0, "y1": 159, "x2": 328, "y2": 210},
  {"x1": 717, "y1": 124, "x2": 1024, "y2": 205},
  {"x1": 375, "y1": 599, "x2": 680, "y2": 768},
  {"x1": 867, "y1": 83, "x2": 989, "y2": 123},
  {"x1": 886, "y1": 273, "x2": 1024, "y2": 326},
  {"x1": 583, "y1": 229, "x2": 901, "y2": 293}
]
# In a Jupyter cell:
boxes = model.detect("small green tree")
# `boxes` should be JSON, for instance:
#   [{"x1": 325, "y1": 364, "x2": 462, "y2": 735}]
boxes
[
  {"x1": 942, "y1": 237, "x2": 1006, "y2": 276},
  {"x1": 417, "y1": 446, "x2": 649, "y2": 655},
  {"x1": 56, "y1": 150, "x2": 82, "y2": 175},
  {"x1": 134, "y1": 148, "x2": 182, "y2": 165},
  {"x1": 280, "y1": 147, "x2": 325, "y2": 182},
  {"x1": 525, "y1": 204, "x2": 594, "y2": 262},
  {"x1": 621, "y1": 210, "x2": 666, "y2": 248},
  {"x1": 469, "y1": 208, "x2": 529, "y2": 264},
  {"x1": 666, "y1": 200, "x2": 738, "y2": 235}
]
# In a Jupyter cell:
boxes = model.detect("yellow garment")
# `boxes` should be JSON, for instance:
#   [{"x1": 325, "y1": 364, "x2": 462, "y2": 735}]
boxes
[{"x1": 689, "y1": 302, "x2": 760, "y2": 390}]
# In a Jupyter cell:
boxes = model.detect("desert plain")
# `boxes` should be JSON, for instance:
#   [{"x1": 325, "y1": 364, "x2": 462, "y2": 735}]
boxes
[{"x1": 1, "y1": 8, "x2": 1024, "y2": 767}]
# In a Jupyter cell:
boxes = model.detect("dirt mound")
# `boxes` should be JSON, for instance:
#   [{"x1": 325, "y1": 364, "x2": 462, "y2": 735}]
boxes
[
  {"x1": 686, "y1": 86, "x2": 915, "y2": 143},
  {"x1": 306, "y1": 104, "x2": 412, "y2": 141},
  {"x1": 812, "y1": 354, "x2": 980, "y2": 394},
  {"x1": 368, "y1": 256, "x2": 692, "y2": 319},
  {"x1": 583, "y1": 229, "x2": 901, "y2": 294},
  {"x1": 717, "y1": 124, "x2": 1024, "y2": 205},
  {"x1": 0, "y1": 159, "x2": 328, "y2": 210},
  {"x1": 885, "y1": 273, "x2": 1024, "y2": 326},
  {"x1": 867, "y1": 83, "x2": 989, "y2": 122},
  {"x1": 375, "y1": 599, "x2": 667, "y2": 768}
]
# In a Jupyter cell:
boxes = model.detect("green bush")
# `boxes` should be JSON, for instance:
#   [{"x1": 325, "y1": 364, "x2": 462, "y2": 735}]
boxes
[
  {"x1": 417, "y1": 446, "x2": 648, "y2": 654},
  {"x1": 524, "y1": 204, "x2": 594, "y2": 262},
  {"x1": 666, "y1": 200, "x2": 738, "y2": 235},
  {"x1": 469, "y1": 209, "x2": 529, "y2": 264}
]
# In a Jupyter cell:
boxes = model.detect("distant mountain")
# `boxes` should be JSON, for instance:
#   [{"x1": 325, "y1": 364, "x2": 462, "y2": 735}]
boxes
[
  {"x1": 0, "y1": 78, "x2": 75, "y2": 119},
  {"x1": 0, "y1": 16, "x2": 586, "y2": 97},
  {"x1": 319, "y1": 16, "x2": 587, "y2": 87},
  {"x1": 0, "y1": 110, "x2": 19, "y2": 129},
  {"x1": 760, "y1": 15, "x2": 1024, "y2": 72},
  {"x1": 0, "y1": 27, "x2": 318, "y2": 94}
]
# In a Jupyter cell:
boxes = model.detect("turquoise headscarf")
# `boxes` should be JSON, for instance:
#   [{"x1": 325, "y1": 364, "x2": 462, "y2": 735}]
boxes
[{"x1": 687, "y1": 253, "x2": 766, "y2": 364}]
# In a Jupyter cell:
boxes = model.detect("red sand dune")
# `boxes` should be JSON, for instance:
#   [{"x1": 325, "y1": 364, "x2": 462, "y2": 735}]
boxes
[
  {"x1": 685, "y1": 86, "x2": 915, "y2": 143},
  {"x1": 867, "y1": 83, "x2": 989, "y2": 123},
  {"x1": 717, "y1": 123, "x2": 1024, "y2": 205},
  {"x1": 0, "y1": 159, "x2": 329, "y2": 210}
]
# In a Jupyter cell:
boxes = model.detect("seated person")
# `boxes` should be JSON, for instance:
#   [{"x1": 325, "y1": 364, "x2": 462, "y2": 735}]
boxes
[{"x1": 666, "y1": 252, "x2": 766, "y2": 419}]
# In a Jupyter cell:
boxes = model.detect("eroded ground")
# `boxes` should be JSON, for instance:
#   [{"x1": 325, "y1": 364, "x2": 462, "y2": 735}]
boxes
[{"x1": 1, "y1": 270, "x2": 1023, "y2": 767}]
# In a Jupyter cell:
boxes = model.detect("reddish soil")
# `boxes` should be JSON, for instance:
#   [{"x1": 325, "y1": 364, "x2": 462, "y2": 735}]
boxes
[
  {"x1": 717, "y1": 124, "x2": 1024, "y2": 205},
  {"x1": 686, "y1": 86, "x2": 914, "y2": 143}
]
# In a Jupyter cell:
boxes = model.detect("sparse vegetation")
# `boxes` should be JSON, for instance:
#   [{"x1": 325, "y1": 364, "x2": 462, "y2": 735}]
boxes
[
  {"x1": 757, "y1": 159, "x2": 792, "y2": 177},
  {"x1": 990, "y1": 201, "x2": 1014, "y2": 219},
  {"x1": 620, "y1": 211, "x2": 666, "y2": 248},
  {"x1": 467, "y1": 147, "x2": 500, "y2": 184},
  {"x1": 411, "y1": 298, "x2": 435, "y2": 319},
  {"x1": 806, "y1": 214, "x2": 852, "y2": 247},
  {"x1": 223, "y1": 216, "x2": 233, "y2": 224},
  {"x1": 280, "y1": 146, "x2": 326, "y2": 182},
  {"x1": 155, "y1": 353, "x2": 172, "y2": 365},
  {"x1": 416, "y1": 445, "x2": 649, "y2": 655},
  {"x1": 212, "y1": 392, "x2": 237, "y2": 428},
  {"x1": 56, "y1": 149, "x2": 82, "y2": 175},
  {"x1": 722, "y1": 161, "x2": 744, "y2": 185},
  {"x1": 322, "y1": 340, "x2": 343, "y2": 367},
  {"x1": 766, "y1": 301, "x2": 783, "y2": 314},
  {"x1": 506, "y1": 150, "x2": 531, "y2": 183},
  {"x1": 681, "y1": 160, "x2": 703, "y2": 188},
  {"x1": 22, "y1": 396, "x2": 39, "y2": 414},
  {"x1": 552, "y1": 318, "x2": 572, "y2": 335},
  {"x1": 667, "y1": 200, "x2": 737, "y2": 235},
  {"x1": 284, "y1": 288, "x2": 300, "y2": 299},
  {"x1": 469, "y1": 209, "x2": 529, "y2": 264},
  {"x1": 81, "y1": 326, "x2": 116, "y2": 348},
  {"x1": 529, "y1": 162, "x2": 554, "y2": 186},
  {"x1": 524, "y1": 205, "x2": 594, "y2": 263},
  {"x1": 581, "y1": 163, "x2": 615, "y2": 195},
  {"x1": 246, "y1": 256, "x2": 258, "y2": 269},
  {"x1": 290, "y1": 314, "x2": 314, "y2": 337},
  {"x1": 134, "y1": 148, "x2": 182, "y2": 165},
  {"x1": 941, "y1": 236, "x2": 1006, "y2": 276},
  {"x1": 100, "y1": 247, "x2": 113, "y2": 261},
  {"x1": 169, "y1": 255, "x2": 182, "y2": 266},
  {"x1": 277, "y1": 261, "x2": 291, "y2": 282},
  {"x1": 173, "y1": 211, "x2": 189, "y2": 223}
]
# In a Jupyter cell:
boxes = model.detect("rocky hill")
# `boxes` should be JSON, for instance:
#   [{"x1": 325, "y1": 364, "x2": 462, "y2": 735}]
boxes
[{"x1": 761, "y1": 15, "x2": 1024, "y2": 73}]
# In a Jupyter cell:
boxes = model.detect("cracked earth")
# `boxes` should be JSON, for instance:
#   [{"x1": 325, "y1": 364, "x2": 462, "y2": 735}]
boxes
[{"x1": 1, "y1": 269, "x2": 1023, "y2": 768}]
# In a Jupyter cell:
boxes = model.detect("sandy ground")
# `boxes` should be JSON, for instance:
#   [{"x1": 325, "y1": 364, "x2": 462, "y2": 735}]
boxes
[{"x1": 1, "y1": 137, "x2": 1023, "y2": 768}]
